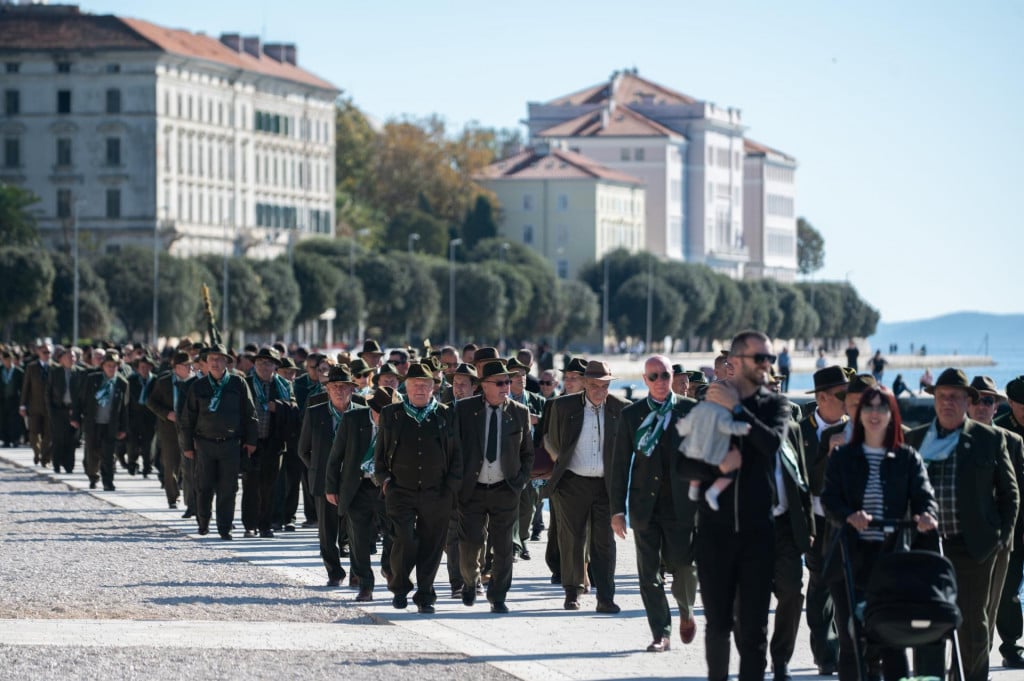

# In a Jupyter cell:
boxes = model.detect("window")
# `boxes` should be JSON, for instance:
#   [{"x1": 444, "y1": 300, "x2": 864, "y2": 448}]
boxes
[
  {"x1": 105, "y1": 138, "x2": 121, "y2": 165},
  {"x1": 105, "y1": 89, "x2": 121, "y2": 114},
  {"x1": 57, "y1": 189, "x2": 72, "y2": 218},
  {"x1": 105, "y1": 63, "x2": 120, "y2": 74},
  {"x1": 706, "y1": 182, "x2": 713, "y2": 203},
  {"x1": 177, "y1": 94, "x2": 182, "y2": 118},
  {"x1": 522, "y1": 194, "x2": 534, "y2": 211},
  {"x1": 3, "y1": 137, "x2": 19, "y2": 168},
  {"x1": 4, "y1": 90, "x2": 19, "y2": 115},
  {"x1": 556, "y1": 194, "x2": 568, "y2": 211},
  {"x1": 57, "y1": 90, "x2": 71, "y2": 114},
  {"x1": 767, "y1": 194, "x2": 795, "y2": 217},
  {"x1": 57, "y1": 138, "x2": 72, "y2": 166},
  {"x1": 556, "y1": 224, "x2": 568, "y2": 246},
  {"x1": 523, "y1": 224, "x2": 534, "y2": 244},
  {"x1": 634, "y1": 148, "x2": 645, "y2": 162},
  {"x1": 767, "y1": 230, "x2": 795, "y2": 256},
  {"x1": 556, "y1": 259, "x2": 569, "y2": 279},
  {"x1": 620, "y1": 147, "x2": 631, "y2": 161},
  {"x1": 5, "y1": 63, "x2": 19, "y2": 73},
  {"x1": 670, "y1": 180, "x2": 682, "y2": 202},
  {"x1": 57, "y1": 61, "x2": 71, "y2": 73},
  {"x1": 706, "y1": 146, "x2": 713, "y2": 165},
  {"x1": 106, "y1": 189, "x2": 121, "y2": 218}
]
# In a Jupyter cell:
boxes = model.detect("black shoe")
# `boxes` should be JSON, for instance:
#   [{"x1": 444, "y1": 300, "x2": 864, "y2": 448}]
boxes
[
  {"x1": 327, "y1": 578, "x2": 342, "y2": 587},
  {"x1": 520, "y1": 548, "x2": 531, "y2": 560},
  {"x1": 774, "y1": 662, "x2": 793, "y2": 681},
  {"x1": 392, "y1": 593, "x2": 408, "y2": 610},
  {"x1": 103, "y1": 485, "x2": 115, "y2": 491},
  {"x1": 219, "y1": 532, "x2": 233, "y2": 540},
  {"x1": 461, "y1": 589, "x2": 476, "y2": 607},
  {"x1": 530, "y1": 532, "x2": 542, "y2": 541},
  {"x1": 417, "y1": 603, "x2": 435, "y2": 614},
  {"x1": 168, "y1": 502, "x2": 177, "y2": 509},
  {"x1": 243, "y1": 530, "x2": 256, "y2": 538},
  {"x1": 197, "y1": 521, "x2": 209, "y2": 536},
  {"x1": 490, "y1": 601, "x2": 509, "y2": 614},
  {"x1": 284, "y1": 524, "x2": 296, "y2": 532},
  {"x1": 271, "y1": 523, "x2": 283, "y2": 531},
  {"x1": 182, "y1": 509, "x2": 195, "y2": 519},
  {"x1": 551, "y1": 574, "x2": 562, "y2": 585},
  {"x1": 451, "y1": 586, "x2": 463, "y2": 599},
  {"x1": 88, "y1": 480, "x2": 97, "y2": 489},
  {"x1": 596, "y1": 600, "x2": 621, "y2": 614},
  {"x1": 817, "y1": 664, "x2": 837, "y2": 676},
  {"x1": 259, "y1": 529, "x2": 275, "y2": 538},
  {"x1": 1002, "y1": 650, "x2": 1024, "y2": 668},
  {"x1": 564, "y1": 591, "x2": 581, "y2": 611}
]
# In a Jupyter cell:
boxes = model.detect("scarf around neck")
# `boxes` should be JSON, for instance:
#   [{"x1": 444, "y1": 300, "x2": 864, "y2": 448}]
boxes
[
  {"x1": 919, "y1": 419, "x2": 961, "y2": 462},
  {"x1": 634, "y1": 394, "x2": 676, "y2": 457},
  {"x1": 207, "y1": 372, "x2": 232, "y2": 413},
  {"x1": 403, "y1": 396, "x2": 438, "y2": 424}
]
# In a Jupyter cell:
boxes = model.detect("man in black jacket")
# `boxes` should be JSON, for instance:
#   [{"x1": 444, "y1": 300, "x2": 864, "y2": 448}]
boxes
[
  {"x1": 48, "y1": 346, "x2": 83, "y2": 474},
  {"x1": 994, "y1": 376, "x2": 1024, "y2": 668},
  {"x1": 1, "y1": 350, "x2": 24, "y2": 447},
  {"x1": 679, "y1": 331, "x2": 791, "y2": 681},
  {"x1": 73, "y1": 351, "x2": 129, "y2": 491},
  {"x1": 146, "y1": 352, "x2": 192, "y2": 510},
  {"x1": 126, "y1": 354, "x2": 158, "y2": 478}
]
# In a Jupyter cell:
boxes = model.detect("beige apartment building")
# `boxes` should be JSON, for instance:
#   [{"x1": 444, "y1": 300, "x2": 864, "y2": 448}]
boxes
[{"x1": 477, "y1": 143, "x2": 646, "y2": 279}]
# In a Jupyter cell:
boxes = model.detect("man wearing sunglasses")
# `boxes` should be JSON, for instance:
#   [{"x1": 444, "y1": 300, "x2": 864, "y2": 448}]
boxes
[
  {"x1": 545, "y1": 360, "x2": 628, "y2": 613},
  {"x1": 453, "y1": 360, "x2": 533, "y2": 613},
  {"x1": 678, "y1": 330, "x2": 792, "y2": 681},
  {"x1": 610, "y1": 354, "x2": 699, "y2": 653},
  {"x1": 976, "y1": 376, "x2": 1024, "y2": 669}
]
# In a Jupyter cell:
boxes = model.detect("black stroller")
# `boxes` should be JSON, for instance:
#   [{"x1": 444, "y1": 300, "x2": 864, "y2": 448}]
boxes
[{"x1": 835, "y1": 519, "x2": 964, "y2": 681}]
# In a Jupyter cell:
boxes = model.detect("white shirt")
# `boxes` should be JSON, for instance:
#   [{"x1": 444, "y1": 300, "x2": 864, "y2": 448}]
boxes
[
  {"x1": 568, "y1": 398, "x2": 605, "y2": 477},
  {"x1": 478, "y1": 403, "x2": 505, "y2": 484},
  {"x1": 773, "y1": 449, "x2": 790, "y2": 517},
  {"x1": 812, "y1": 408, "x2": 846, "y2": 516}
]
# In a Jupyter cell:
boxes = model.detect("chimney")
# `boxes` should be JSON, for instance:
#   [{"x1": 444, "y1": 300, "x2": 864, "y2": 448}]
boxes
[
  {"x1": 242, "y1": 36, "x2": 261, "y2": 59},
  {"x1": 219, "y1": 33, "x2": 242, "y2": 52},
  {"x1": 283, "y1": 44, "x2": 297, "y2": 65},
  {"x1": 262, "y1": 43, "x2": 285, "y2": 62},
  {"x1": 533, "y1": 142, "x2": 551, "y2": 158}
]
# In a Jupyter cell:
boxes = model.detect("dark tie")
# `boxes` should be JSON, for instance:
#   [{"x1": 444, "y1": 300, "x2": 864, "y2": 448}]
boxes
[{"x1": 486, "y1": 407, "x2": 498, "y2": 463}]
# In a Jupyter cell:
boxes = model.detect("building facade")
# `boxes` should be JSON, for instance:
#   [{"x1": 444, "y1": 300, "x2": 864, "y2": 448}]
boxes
[
  {"x1": 743, "y1": 139, "x2": 798, "y2": 282},
  {"x1": 0, "y1": 4, "x2": 338, "y2": 259},
  {"x1": 526, "y1": 69, "x2": 797, "y2": 281},
  {"x1": 477, "y1": 143, "x2": 646, "y2": 280}
]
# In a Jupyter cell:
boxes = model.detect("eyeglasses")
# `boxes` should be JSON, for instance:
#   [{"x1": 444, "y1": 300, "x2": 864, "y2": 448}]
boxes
[
  {"x1": 732, "y1": 353, "x2": 777, "y2": 365},
  {"x1": 392, "y1": 359, "x2": 408, "y2": 366},
  {"x1": 645, "y1": 372, "x2": 671, "y2": 382},
  {"x1": 861, "y1": 403, "x2": 890, "y2": 414},
  {"x1": 978, "y1": 396, "x2": 996, "y2": 406},
  {"x1": 486, "y1": 379, "x2": 511, "y2": 387},
  {"x1": 539, "y1": 380, "x2": 555, "y2": 386}
]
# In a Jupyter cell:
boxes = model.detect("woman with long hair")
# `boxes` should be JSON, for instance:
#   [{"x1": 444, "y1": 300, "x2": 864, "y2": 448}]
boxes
[{"x1": 821, "y1": 386, "x2": 938, "y2": 681}]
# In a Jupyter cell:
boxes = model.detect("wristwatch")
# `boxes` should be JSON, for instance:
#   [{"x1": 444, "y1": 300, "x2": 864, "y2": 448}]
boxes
[{"x1": 732, "y1": 403, "x2": 744, "y2": 417}]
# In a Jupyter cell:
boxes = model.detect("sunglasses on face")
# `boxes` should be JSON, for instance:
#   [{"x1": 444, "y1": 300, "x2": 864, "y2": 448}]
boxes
[
  {"x1": 486, "y1": 379, "x2": 511, "y2": 387},
  {"x1": 733, "y1": 353, "x2": 777, "y2": 365},
  {"x1": 646, "y1": 371, "x2": 671, "y2": 382},
  {"x1": 861, "y1": 403, "x2": 890, "y2": 414},
  {"x1": 977, "y1": 396, "x2": 996, "y2": 406},
  {"x1": 391, "y1": 359, "x2": 408, "y2": 366},
  {"x1": 539, "y1": 380, "x2": 554, "y2": 386}
]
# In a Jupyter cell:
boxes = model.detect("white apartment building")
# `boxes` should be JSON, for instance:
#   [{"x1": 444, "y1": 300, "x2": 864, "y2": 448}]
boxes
[
  {"x1": 477, "y1": 143, "x2": 646, "y2": 280},
  {"x1": 527, "y1": 69, "x2": 797, "y2": 281},
  {"x1": 743, "y1": 139, "x2": 798, "y2": 282},
  {"x1": 0, "y1": 4, "x2": 338, "y2": 258}
]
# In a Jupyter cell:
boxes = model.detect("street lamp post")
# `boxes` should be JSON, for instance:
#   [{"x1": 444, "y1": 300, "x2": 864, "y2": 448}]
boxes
[
  {"x1": 645, "y1": 256, "x2": 654, "y2": 351},
  {"x1": 71, "y1": 198, "x2": 86, "y2": 347},
  {"x1": 448, "y1": 238, "x2": 463, "y2": 343},
  {"x1": 602, "y1": 256, "x2": 609, "y2": 354},
  {"x1": 348, "y1": 228, "x2": 370, "y2": 344}
]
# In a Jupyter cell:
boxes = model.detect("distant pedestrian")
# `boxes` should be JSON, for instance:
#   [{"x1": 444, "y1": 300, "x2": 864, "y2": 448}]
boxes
[
  {"x1": 869, "y1": 350, "x2": 887, "y2": 384},
  {"x1": 777, "y1": 347, "x2": 792, "y2": 392},
  {"x1": 844, "y1": 340, "x2": 859, "y2": 372}
]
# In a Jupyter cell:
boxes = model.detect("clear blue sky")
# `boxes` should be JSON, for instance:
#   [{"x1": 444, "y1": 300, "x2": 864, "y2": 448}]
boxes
[{"x1": 82, "y1": 0, "x2": 1024, "y2": 323}]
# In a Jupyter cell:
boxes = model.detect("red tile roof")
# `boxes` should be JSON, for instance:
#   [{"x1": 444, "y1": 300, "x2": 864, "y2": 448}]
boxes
[
  {"x1": 0, "y1": 7, "x2": 337, "y2": 91},
  {"x1": 546, "y1": 71, "x2": 697, "y2": 107},
  {"x1": 537, "y1": 105, "x2": 682, "y2": 139},
  {"x1": 477, "y1": 147, "x2": 644, "y2": 185},
  {"x1": 744, "y1": 138, "x2": 795, "y2": 162}
]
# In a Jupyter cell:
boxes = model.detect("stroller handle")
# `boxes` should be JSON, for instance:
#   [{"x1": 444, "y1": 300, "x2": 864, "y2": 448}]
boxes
[{"x1": 865, "y1": 518, "x2": 919, "y2": 532}]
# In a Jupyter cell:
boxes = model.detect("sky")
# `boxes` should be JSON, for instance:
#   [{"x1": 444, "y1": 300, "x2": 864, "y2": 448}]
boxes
[{"x1": 79, "y1": 0, "x2": 1024, "y2": 323}]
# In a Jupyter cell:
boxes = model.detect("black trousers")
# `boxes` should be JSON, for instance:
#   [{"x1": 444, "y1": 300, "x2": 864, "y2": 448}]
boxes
[
  {"x1": 27, "y1": 410, "x2": 51, "y2": 465},
  {"x1": 770, "y1": 514, "x2": 805, "y2": 666},
  {"x1": 551, "y1": 472, "x2": 615, "y2": 601},
  {"x1": 385, "y1": 485, "x2": 452, "y2": 605},
  {"x1": 518, "y1": 483, "x2": 538, "y2": 543},
  {"x1": 126, "y1": 422, "x2": 155, "y2": 475},
  {"x1": 272, "y1": 443, "x2": 302, "y2": 526},
  {"x1": 1, "y1": 397, "x2": 23, "y2": 445},
  {"x1": 181, "y1": 449, "x2": 197, "y2": 513},
  {"x1": 49, "y1": 408, "x2": 77, "y2": 473},
  {"x1": 996, "y1": 541, "x2": 1024, "y2": 657},
  {"x1": 544, "y1": 497, "x2": 561, "y2": 579},
  {"x1": 634, "y1": 511, "x2": 697, "y2": 639},
  {"x1": 241, "y1": 439, "x2": 282, "y2": 533},
  {"x1": 315, "y1": 495, "x2": 346, "y2": 581},
  {"x1": 805, "y1": 512, "x2": 839, "y2": 668},
  {"x1": 195, "y1": 438, "x2": 241, "y2": 535},
  {"x1": 84, "y1": 423, "x2": 118, "y2": 488},
  {"x1": 459, "y1": 483, "x2": 519, "y2": 604},
  {"x1": 828, "y1": 540, "x2": 908, "y2": 681},
  {"x1": 696, "y1": 522, "x2": 774, "y2": 681},
  {"x1": 347, "y1": 478, "x2": 390, "y2": 588}
]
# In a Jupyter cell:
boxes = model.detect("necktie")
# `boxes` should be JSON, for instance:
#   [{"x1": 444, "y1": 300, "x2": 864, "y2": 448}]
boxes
[{"x1": 486, "y1": 406, "x2": 498, "y2": 463}]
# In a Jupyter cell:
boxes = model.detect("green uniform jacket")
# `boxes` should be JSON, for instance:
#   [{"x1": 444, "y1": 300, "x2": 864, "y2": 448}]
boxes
[{"x1": 325, "y1": 405, "x2": 376, "y2": 516}]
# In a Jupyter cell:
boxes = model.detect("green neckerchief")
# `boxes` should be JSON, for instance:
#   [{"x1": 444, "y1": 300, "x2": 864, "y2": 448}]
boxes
[
  {"x1": 633, "y1": 393, "x2": 676, "y2": 457},
  {"x1": 253, "y1": 374, "x2": 291, "y2": 412},
  {"x1": 95, "y1": 377, "x2": 115, "y2": 407},
  {"x1": 360, "y1": 420, "x2": 378, "y2": 475},
  {"x1": 403, "y1": 395, "x2": 438, "y2": 424},
  {"x1": 207, "y1": 372, "x2": 232, "y2": 413},
  {"x1": 328, "y1": 400, "x2": 352, "y2": 432}
]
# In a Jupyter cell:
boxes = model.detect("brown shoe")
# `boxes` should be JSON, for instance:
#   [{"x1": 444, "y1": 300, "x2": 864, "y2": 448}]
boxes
[
  {"x1": 679, "y1": 615, "x2": 697, "y2": 644},
  {"x1": 563, "y1": 592, "x2": 580, "y2": 611},
  {"x1": 355, "y1": 586, "x2": 373, "y2": 602},
  {"x1": 646, "y1": 637, "x2": 671, "y2": 653}
]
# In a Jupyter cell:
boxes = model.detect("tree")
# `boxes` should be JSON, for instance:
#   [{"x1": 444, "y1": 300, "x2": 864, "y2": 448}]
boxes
[
  {"x1": 253, "y1": 257, "x2": 300, "y2": 335},
  {"x1": 49, "y1": 253, "x2": 112, "y2": 342},
  {"x1": 429, "y1": 262, "x2": 505, "y2": 341},
  {"x1": 0, "y1": 183, "x2": 41, "y2": 246},
  {"x1": 775, "y1": 284, "x2": 819, "y2": 341},
  {"x1": 611, "y1": 274, "x2": 685, "y2": 342},
  {"x1": 291, "y1": 252, "x2": 342, "y2": 323},
  {"x1": 695, "y1": 277, "x2": 744, "y2": 344},
  {"x1": 797, "y1": 217, "x2": 825, "y2": 275},
  {"x1": 661, "y1": 262, "x2": 719, "y2": 343},
  {"x1": 384, "y1": 208, "x2": 449, "y2": 256},
  {"x1": 559, "y1": 280, "x2": 600, "y2": 344},
  {"x1": 0, "y1": 246, "x2": 55, "y2": 338},
  {"x1": 196, "y1": 255, "x2": 271, "y2": 334},
  {"x1": 461, "y1": 195, "x2": 498, "y2": 251}
]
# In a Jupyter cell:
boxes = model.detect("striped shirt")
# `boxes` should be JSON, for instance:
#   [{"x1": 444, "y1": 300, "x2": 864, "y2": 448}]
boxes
[{"x1": 861, "y1": 446, "x2": 886, "y2": 542}]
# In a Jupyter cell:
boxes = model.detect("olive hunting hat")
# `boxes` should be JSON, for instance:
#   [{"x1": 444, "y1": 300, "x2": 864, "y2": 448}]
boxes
[
  {"x1": 505, "y1": 357, "x2": 529, "y2": 374},
  {"x1": 969, "y1": 375, "x2": 1005, "y2": 401},
  {"x1": 564, "y1": 357, "x2": 589, "y2": 375},
  {"x1": 837, "y1": 374, "x2": 877, "y2": 400},
  {"x1": 358, "y1": 339, "x2": 383, "y2": 358},
  {"x1": 583, "y1": 360, "x2": 615, "y2": 381},
  {"x1": 348, "y1": 358, "x2": 374, "y2": 376},
  {"x1": 807, "y1": 365, "x2": 849, "y2": 394},
  {"x1": 253, "y1": 347, "x2": 282, "y2": 366},
  {"x1": 473, "y1": 347, "x2": 501, "y2": 364},
  {"x1": 672, "y1": 363, "x2": 685, "y2": 376},
  {"x1": 403, "y1": 362, "x2": 435, "y2": 382},
  {"x1": 479, "y1": 360, "x2": 514, "y2": 382},
  {"x1": 203, "y1": 342, "x2": 229, "y2": 359},
  {"x1": 101, "y1": 351, "x2": 121, "y2": 365},
  {"x1": 924, "y1": 368, "x2": 979, "y2": 400},
  {"x1": 172, "y1": 351, "x2": 191, "y2": 367},
  {"x1": 452, "y1": 363, "x2": 478, "y2": 381},
  {"x1": 137, "y1": 354, "x2": 157, "y2": 367},
  {"x1": 1006, "y1": 376, "x2": 1024, "y2": 403},
  {"x1": 326, "y1": 365, "x2": 356, "y2": 385},
  {"x1": 278, "y1": 356, "x2": 299, "y2": 371},
  {"x1": 686, "y1": 370, "x2": 708, "y2": 385},
  {"x1": 368, "y1": 386, "x2": 401, "y2": 413}
]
